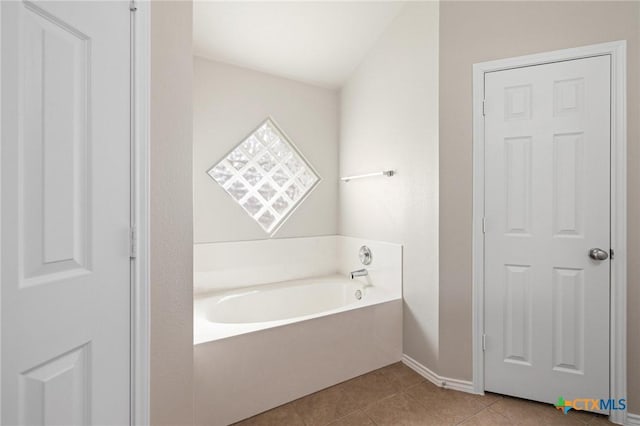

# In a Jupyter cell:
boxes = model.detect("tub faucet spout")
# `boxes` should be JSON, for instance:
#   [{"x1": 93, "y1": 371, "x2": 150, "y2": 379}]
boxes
[{"x1": 350, "y1": 269, "x2": 368, "y2": 279}]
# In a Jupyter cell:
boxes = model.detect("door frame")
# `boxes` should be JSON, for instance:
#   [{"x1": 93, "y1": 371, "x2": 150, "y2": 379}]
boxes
[
  {"x1": 471, "y1": 41, "x2": 627, "y2": 424},
  {"x1": 0, "y1": 1, "x2": 151, "y2": 424},
  {"x1": 131, "y1": 1, "x2": 150, "y2": 425},
  {"x1": 0, "y1": 2, "x2": 4, "y2": 421}
]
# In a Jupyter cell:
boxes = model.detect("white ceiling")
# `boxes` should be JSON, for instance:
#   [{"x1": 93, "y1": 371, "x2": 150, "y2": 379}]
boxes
[{"x1": 193, "y1": 2, "x2": 406, "y2": 89}]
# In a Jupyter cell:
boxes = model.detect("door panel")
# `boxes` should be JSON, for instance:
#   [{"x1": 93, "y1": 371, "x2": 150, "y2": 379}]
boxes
[
  {"x1": 20, "y1": 1, "x2": 91, "y2": 287},
  {"x1": 2, "y1": 1, "x2": 131, "y2": 424},
  {"x1": 19, "y1": 344, "x2": 90, "y2": 425},
  {"x1": 484, "y1": 55, "x2": 610, "y2": 406}
]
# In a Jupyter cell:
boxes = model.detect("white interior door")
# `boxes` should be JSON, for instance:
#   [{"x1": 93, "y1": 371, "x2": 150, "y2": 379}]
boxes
[
  {"x1": 484, "y1": 55, "x2": 611, "y2": 407},
  {"x1": 1, "y1": 1, "x2": 131, "y2": 424}
]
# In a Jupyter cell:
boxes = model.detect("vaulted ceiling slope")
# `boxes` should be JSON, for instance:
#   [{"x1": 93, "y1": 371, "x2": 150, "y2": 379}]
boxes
[{"x1": 193, "y1": 1, "x2": 406, "y2": 88}]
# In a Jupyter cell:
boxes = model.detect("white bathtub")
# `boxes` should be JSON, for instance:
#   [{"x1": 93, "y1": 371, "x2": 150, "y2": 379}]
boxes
[
  {"x1": 194, "y1": 274, "x2": 395, "y2": 344},
  {"x1": 194, "y1": 237, "x2": 403, "y2": 425}
]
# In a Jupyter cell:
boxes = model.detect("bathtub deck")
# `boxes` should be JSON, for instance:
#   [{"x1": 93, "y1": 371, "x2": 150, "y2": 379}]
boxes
[{"x1": 234, "y1": 362, "x2": 613, "y2": 426}]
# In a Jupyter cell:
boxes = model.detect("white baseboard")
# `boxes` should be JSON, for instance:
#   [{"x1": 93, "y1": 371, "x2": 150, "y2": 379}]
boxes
[
  {"x1": 402, "y1": 354, "x2": 476, "y2": 395},
  {"x1": 626, "y1": 412, "x2": 640, "y2": 426},
  {"x1": 402, "y1": 354, "x2": 637, "y2": 426},
  {"x1": 402, "y1": 354, "x2": 441, "y2": 385}
]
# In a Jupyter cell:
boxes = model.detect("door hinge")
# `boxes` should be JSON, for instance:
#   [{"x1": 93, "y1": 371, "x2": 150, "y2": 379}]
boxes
[
  {"x1": 129, "y1": 227, "x2": 137, "y2": 259},
  {"x1": 482, "y1": 334, "x2": 487, "y2": 351},
  {"x1": 129, "y1": 0, "x2": 137, "y2": 12},
  {"x1": 482, "y1": 100, "x2": 486, "y2": 116},
  {"x1": 482, "y1": 217, "x2": 487, "y2": 234}
]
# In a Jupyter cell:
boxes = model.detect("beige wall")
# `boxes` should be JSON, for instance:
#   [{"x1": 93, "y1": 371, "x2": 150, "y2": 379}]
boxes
[
  {"x1": 150, "y1": 1, "x2": 194, "y2": 424},
  {"x1": 340, "y1": 2, "x2": 440, "y2": 369},
  {"x1": 193, "y1": 58, "x2": 339, "y2": 243},
  {"x1": 439, "y1": 0, "x2": 640, "y2": 411},
  {"x1": 146, "y1": 2, "x2": 639, "y2": 422}
]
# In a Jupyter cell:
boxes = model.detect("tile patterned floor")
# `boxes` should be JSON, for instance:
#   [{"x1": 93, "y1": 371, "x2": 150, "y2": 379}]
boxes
[{"x1": 234, "y1": 362, "x2": 614, "y2": 426}]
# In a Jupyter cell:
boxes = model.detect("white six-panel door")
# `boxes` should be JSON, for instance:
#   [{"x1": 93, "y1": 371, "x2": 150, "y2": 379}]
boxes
[
  {"x1": 484, "y1": 56, "x2": 611, "y2": 406},
  {"x1": 1, "y1": 1, "x2": 131, "y2": 424}
]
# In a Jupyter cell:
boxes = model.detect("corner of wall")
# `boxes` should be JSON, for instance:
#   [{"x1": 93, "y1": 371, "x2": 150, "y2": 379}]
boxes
[{"x1": 150, "y1": 1, "x2": 195, "y2": 424}]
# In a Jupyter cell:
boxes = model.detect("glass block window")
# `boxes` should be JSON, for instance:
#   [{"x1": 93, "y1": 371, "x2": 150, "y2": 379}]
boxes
[{"x1": 208, "y1": 118, "x2": 320, "y2": 234}]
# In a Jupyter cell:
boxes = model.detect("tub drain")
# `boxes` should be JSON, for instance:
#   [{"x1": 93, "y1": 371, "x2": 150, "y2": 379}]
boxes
[{"x1": 355, "y1": 289, "x2": 362, "y2": 300}]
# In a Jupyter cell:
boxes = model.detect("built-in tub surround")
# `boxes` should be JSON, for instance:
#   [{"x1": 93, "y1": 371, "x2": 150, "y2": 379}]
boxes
[
  {"x1": 193, "y1": 236, "x2": 337, "y2": 294},
  {"x1": 193, "y1": 235, "x2": 401, "y2": 298},
  {"x1": 194, "y1": 299, "x2": 401, "y2": 426},
  {"x1": 193, "y1": 235, "x2": 402, "y2": 425}
]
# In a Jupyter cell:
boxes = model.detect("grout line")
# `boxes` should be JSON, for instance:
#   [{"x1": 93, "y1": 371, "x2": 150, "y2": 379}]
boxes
[
  {"x1": 480, "y1": 395, "x2": 502, "y2": 407},
  {"x1": 401, "y1": 382, "x2": 491, "y2": 425},
  {"x1": 365, "y1": 411, "x2": 379, "y2": 426},
  {"x1": 323, "y1": 408, "x2": 362, "y2": 426},
  {"x1": 453, "y1": 406, "x2": 493, "y2": 425}
]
